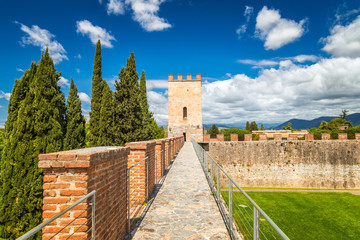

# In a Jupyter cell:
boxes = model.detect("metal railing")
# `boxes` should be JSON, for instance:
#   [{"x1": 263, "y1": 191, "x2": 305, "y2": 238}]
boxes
[
  {"x1": 191, "y1": 139, "x2": 289, "y2": 240},
  {"x1": 18, "y1": 190, "x2": 96, "y2": 240},
  {"x1": 127, "y1": 156, "x2": 149, "y2": 232}
]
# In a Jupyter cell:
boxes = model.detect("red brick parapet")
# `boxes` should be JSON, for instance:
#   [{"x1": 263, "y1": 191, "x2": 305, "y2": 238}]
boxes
[
  {"x1": 338, "y1": 133, "x2": 347, "y2": 140},
  {"x1": 216, "y1": 134, "x2": 224, "y2": 141},
  {"x1": 155, "y1": 139, "x2": 165, "y2": 183},
  {"x1": 230, "y1": 134, "x2": 238, "y2": 141},
  {"x1": 244, "y1": 134, "x2": 252, "y2": 141},
  {"x1": 288, "y1": 134, "x2": 298, "y2": 141},
  {"x1": 305, "y1": 134, "x2": 314, "y2": 140},
  {"x1": 356, "y1": 133, "x2": 360, "y2": 140},
  {"x1": 322, "y1": 133, "x2": 330, "y2": 140},
  {"x1": 204, "y1": 134, "x2": 210, "y2": 142},
  {"x1": 38, "y1": 146, "x2": 129, "y2": 240},
  {"x1": 164, "y1": 138, "x2": 171, "y2": 168},
  {"x1": 126, "y1": 141, "x2": 156, "y2": 204},
  {"x1": 259, "y1": 134, "x2": 267, "y2": 141},
  {"x1": 274, "y1": 134, "x2": 282, "y2": 141}
]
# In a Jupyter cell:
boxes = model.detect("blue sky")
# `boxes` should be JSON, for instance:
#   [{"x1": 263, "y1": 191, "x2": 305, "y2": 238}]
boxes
[{"x1": 1, "y1": 0, "x2": 360, "y2": 127}]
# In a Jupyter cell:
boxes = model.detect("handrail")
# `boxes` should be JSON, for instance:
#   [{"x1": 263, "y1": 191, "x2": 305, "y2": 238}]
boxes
[
  {"x1": 191, "y1": 139, "x2": 289, "y2": 240},
  {"x1": 18, "y1": 190, "x2": 96, "y2": 240}
]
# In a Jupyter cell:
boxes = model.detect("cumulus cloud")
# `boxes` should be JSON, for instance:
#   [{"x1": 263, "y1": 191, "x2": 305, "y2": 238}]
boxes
[
  {"x1": 58, "y1": 76, "x2": 70, "y2": 88},
  {"x1": 203, "y1": 57, "x2": 360, "y2": 124},
  {"x1": 146, "y1": 80, "x2": 168, "y2": 90},
  {"x1": 74, "y1": 54, "x2": 82, "y2": 59},
  {"x1": 322, "y1": 15, "x2": 360, "y2": 57},
  {"x1": 0, "y1": 91, "x2": 11, "y2": 101},
  {"x1": 107, "y1": 0, "x2": 125, "y2": 15},
  {"x1": 16, "y1": 68, "x2": 24, "y2": 72},
  {"x1": 16, "y1": 21, "x2": 68, "y2": 64},
  {"x1": 238, "y1": 55, "x2": 319, "y2": 68},
  {"x1": 148, "y1": 90, "x2": 168, "y2": 125},
  {"x1": 78, "y1": 92, "x2": 91, "y2": 104},
  {"x1": 236, "y1": 5, "x2": 254, "y2": 38},
  {"x1": 125, "y1": 0, "x2": 172, "y2": 31},
  {"x1": 255, "y1": 6, "x2": 307, "y2": 50},
  {"x1": 76, "y1": 20, "x2": 116, "y2": 48}
]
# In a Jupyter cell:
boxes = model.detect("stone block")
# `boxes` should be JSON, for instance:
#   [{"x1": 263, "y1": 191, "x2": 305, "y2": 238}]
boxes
[
  {"x1": 338, "y1": 133, "x2": 347, "y2": 140},
  {"x1": 322, "y1": 133, "x2": 330, "y2": 140}
]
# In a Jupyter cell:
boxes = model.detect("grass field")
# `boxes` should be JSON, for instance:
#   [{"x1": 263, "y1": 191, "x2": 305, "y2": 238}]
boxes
[{"x1": 222, "y1": 191, "x2": 360, "y2": 240}]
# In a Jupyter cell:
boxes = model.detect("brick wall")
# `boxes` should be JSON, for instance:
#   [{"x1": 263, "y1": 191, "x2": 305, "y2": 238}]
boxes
[
  {"x1": 274, "y1": 134, "x2": 282, "y2": 141},
  {"x1": 288, "y1": 134, "x2": 298, "y2": 141},
  {"x1": 155, "y1": 139, "x2": 165, "y2": 183},
  {"x1": 305, "y1": 134, "x2": 314, "y2": 140},
  {"x1": 259, "y1": 134, "x2": 267, "y2": 141},
  {"x1": 322, "y1": 133, "x2": 330, "y2": 140},
  {"x1": 244, "y1": 134, "x2": 252, "y2": 141},
  {"x1": 125, "y1": 141, "x2": 156, "y2": 207},
  {"x1": 38, "y1": 146, "x2": 129, "y2": 240},
  {"x1": 216, "y1": 134, "x2": 224, "y2": 141},
  {"x1": 204, "y1": 134, "x2": 210, "y2": 142},
  {"x1": 165, "y1": 138, "x2": 171, "y2": 168},
  {"x1": 230, "y1": 134, "x2": 238, "y2": 141},
  {"x1": 338, "y1": 133, "x2": 348, "y2": 140}
]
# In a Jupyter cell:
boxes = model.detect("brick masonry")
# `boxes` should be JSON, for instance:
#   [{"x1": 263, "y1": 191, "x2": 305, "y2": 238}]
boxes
[
  {"x1": 39, "y1": 146, "x2": 129, "y2": 240},
  {"x1": 244, "y1": 134, "x2": 252, "y2": 141},
  {"x1": 338, "y1": 133, "x2": 348, "y2": 140},
  {"x1": 216, "y1": 134, "x2": 224, "y2": 141},
  {"x1": 155, "y1": 139, "x2": 165, "y2": 183},
  {"x1": 305, "y1": 134, "x2": 314, "y2": 140},
  {"x1": 209, "y1": 141, "x2": 360, "y2": 189},
  {"x1": 230, "y1": 134, "x2": 238, "y2": 141},
  {"x1": 204, "y1": 134, "x2": 210, "y2": 142},
  {"x1": 259, "y1": 134, "x2": 267, "y2": 141},
  {"x1": 322, "y1": 133, "x2": 330, "y2": 140}
]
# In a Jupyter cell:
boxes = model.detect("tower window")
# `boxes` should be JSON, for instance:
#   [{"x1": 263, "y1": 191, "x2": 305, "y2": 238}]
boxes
[{"x1": 183, "y1": 107, "x2": 187, "y2": 119}]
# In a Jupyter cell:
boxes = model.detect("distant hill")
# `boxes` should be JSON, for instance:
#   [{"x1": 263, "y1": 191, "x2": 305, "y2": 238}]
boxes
[{"x1": 276, "y1": 113, "x2": 360, "y2": 130}]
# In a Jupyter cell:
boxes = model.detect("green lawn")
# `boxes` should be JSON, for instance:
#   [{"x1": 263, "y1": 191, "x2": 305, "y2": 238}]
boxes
[{"x1": 222, "y1": 191, "x2": 360, "y2": 240}]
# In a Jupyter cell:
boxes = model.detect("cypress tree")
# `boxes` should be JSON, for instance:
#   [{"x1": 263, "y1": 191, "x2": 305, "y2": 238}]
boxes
[
  {"x1": 89, "y1": 40, "x2": 104, "y2": 146},
  {"x1": 138, "y1": 70, "x2": 156, "y2": 140},
  {"x1": 98, "y1": 81, "x2": 114, "y2": 146},
  {"x1": 64, "y1": 78, "x2": 86, "y2": 150},
  {"x1": 0, "y1": 49, "x2": 66, "y2": 239},
  {"x1": 245, "y1": 121, "x2": 251, "y2": 131},
  {"x1": 113, "y1": 53, "x2": 142, "y2": 145},
  {"x1": 207, "y1": 124, "x2": 219, "y2": 138}
]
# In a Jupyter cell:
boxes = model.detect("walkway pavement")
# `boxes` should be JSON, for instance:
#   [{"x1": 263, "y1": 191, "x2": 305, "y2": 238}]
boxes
[{"x1": 132, "y1": 142, "x2": 230, "y2": 240}]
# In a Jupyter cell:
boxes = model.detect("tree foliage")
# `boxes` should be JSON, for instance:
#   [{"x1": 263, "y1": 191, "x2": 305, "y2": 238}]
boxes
[
  {"x1": 64, "y1": 78, "x2": 86, "y2": 150},
  {"x1": 98, "y1": 82, "x2": 114, "y2": 146},
  {"x1": 0, "y1": 49, "x2": 66, "y2": 239},
  {"x1": 89, "y1": 40, "x2": 104, "y2": 146},
  {"x1": 207, "y1": 124, "x2": 219, "y2": 138},
  {"x1": 282, "y1": 122, "x2": 294, "y2": 131},
  {"x1": 113, "y1": 53, "x2": 142, "y2": 145}
]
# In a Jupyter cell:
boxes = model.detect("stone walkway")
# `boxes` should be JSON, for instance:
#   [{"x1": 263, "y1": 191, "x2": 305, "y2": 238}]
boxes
[{"x1": 131, "y1": 142, "x2": 230, "y2": 240}]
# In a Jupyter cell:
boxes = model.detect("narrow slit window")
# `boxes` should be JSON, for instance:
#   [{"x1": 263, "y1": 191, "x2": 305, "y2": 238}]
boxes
[{"x1": 183, "y1": 107, "x2": 187, "y2": 119}]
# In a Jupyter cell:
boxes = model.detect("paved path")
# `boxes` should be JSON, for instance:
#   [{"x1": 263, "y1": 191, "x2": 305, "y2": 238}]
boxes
[{"x1": 132, "y1": 142, "x2": 230, "y2": 240}]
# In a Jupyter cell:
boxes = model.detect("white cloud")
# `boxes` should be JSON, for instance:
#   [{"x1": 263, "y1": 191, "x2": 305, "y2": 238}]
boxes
[
  {"x1": 148, "y1": 90, "x2": 168, "y2": 125},
  {"x1": 125, "y1": 0, "x2": 172, "y2": 31},
  {"x1": 238, "y1": 55, "x2": 319, "y2": 68},
  {"x1": 322, "y1": 15, "x2": 360, "y2": 57},
  {"x1": 74, "y1": 54, "x2": 82, "y2": 59},
  {"x1": 16, "y1": 21, "x2": 68, "y2": 64},
  {"x1": 203, "y1": 57, "x2": 360, "y2": 124},
  {"x1": 236, "y1": 5, "x2": 254, "y2": 39},
  {"x1": 58, "y1": 76, "x2": 70, "y2": 88},
  {"x1": 76, "y1": 20, "x2": 116, "y2": 48},
  {"x1": 76, "y1": 68, "x2": 80, "y2": 74},
  {"x1": 78, "y1": 92, "x2": 91, "y2": 104},
  {"x1": 16, "y1": 68, "x2": 24, "y2": 72},
  {"x1": 107, "y1": 0, "x2": 125, "y2": 15},
  {"x1": 255, "y1": 6, "x2": 307, "y2": 50},
  {"x1": 0, "y1": 91, "x2": 11, "y2": 101},
  {"x1": 146, "y1": 80, "x2": 168, "y2": 90}
]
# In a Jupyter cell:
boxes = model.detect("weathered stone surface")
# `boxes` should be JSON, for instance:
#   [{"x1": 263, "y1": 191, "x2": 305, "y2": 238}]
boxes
[
  {"x1": 168, "y1": 75, "x2": 203, "y2": 142},
  {"x1": 132, "y1": 142, "x2": 229, "y2": 239},
  {"x1": 209, "y1": 141, "x2": 360, "y2": 189}
]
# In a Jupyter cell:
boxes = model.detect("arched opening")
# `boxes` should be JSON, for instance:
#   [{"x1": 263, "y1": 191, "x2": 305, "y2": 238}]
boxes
[{"x1": 183, "y1": 107, "x2": 187, "y2": 119}]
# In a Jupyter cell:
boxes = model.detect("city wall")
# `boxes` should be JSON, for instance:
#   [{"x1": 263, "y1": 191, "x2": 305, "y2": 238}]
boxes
[{"x1": 208, "y1": 141, "x2": 360, "y2": 189}]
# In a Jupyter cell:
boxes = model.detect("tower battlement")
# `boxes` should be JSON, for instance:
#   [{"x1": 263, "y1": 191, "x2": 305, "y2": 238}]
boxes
[{"x1": 168, "y1": 74, "x2": 201, "y2": 81}]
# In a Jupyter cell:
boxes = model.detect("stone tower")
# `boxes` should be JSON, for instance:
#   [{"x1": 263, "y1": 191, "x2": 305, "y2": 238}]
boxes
[{"x1": 168, "y1": 74, "x2": 203, "y2": 142}]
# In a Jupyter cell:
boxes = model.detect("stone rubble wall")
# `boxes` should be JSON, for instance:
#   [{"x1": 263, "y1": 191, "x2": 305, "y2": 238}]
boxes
[{"x1": 208, "y1": 141, "x2": 360, "y2": 189}]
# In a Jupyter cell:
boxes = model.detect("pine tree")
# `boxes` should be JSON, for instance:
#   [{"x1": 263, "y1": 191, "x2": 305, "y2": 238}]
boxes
[
  {"x1": 250, "y1": 121, "x2": 258, "y2": 131},
  {"x1": 64, "y1": 78, "x2": 86, "y2": 150},
  {"x1": 245, "y1": 121, "x2": 251, "y2": 131},
  {"x1": 98, "y1": 81, "x2": 114, "y2": 146},
  {"x1": 207, "y1": 124, "x2": 219, "y2": 138},
  {"x1": 113, "y1": 53, "x2": 142, "y2": 145},
  {"x1": 89, "y1": 40, "x2": 104, "y2": 146},
  {"x1": 260, "y1": 124, "x2": 265, "y2": 130},
  {"x1": 138, "y1": 70, "x2": 155, "y2": 140},
  {"x1": 0, "y1": 49, "x2": 66, "y2": 239}
]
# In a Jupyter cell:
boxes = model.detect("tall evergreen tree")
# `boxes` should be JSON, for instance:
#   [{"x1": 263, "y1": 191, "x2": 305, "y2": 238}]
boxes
[
  {"x1": 250, "y1": 121, "x2": 258, "y2": 131},
  {"x1": 64, "y1": 78, "x2": 86, "y2": 150},
  {"x1": 207, "y1": 124, "x2": 219, "y2": 138},
  {"x1": 138, "y1": 70, "x2": 156, "y2": 140},
  {"x1": 245, "y1": 121, "x2": 251, "y2": 131},
  {"x1": 0, "y1": 49, "x2": 66, "y2": 239},
  {"x1": 113, "y1": 53, "x2": 142, "y2": 145},
  {"x1": 89, "y1": 40, "x2": 104, "y2": 146},
  {"x1": 98, "y1": 81, "x2": 114, "y2": 146}
]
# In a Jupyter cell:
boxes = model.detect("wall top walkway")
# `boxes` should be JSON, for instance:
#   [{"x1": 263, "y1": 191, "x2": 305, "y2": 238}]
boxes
[{"x1": 131, "y1": 142, "x2": 230, "y2": 239}]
